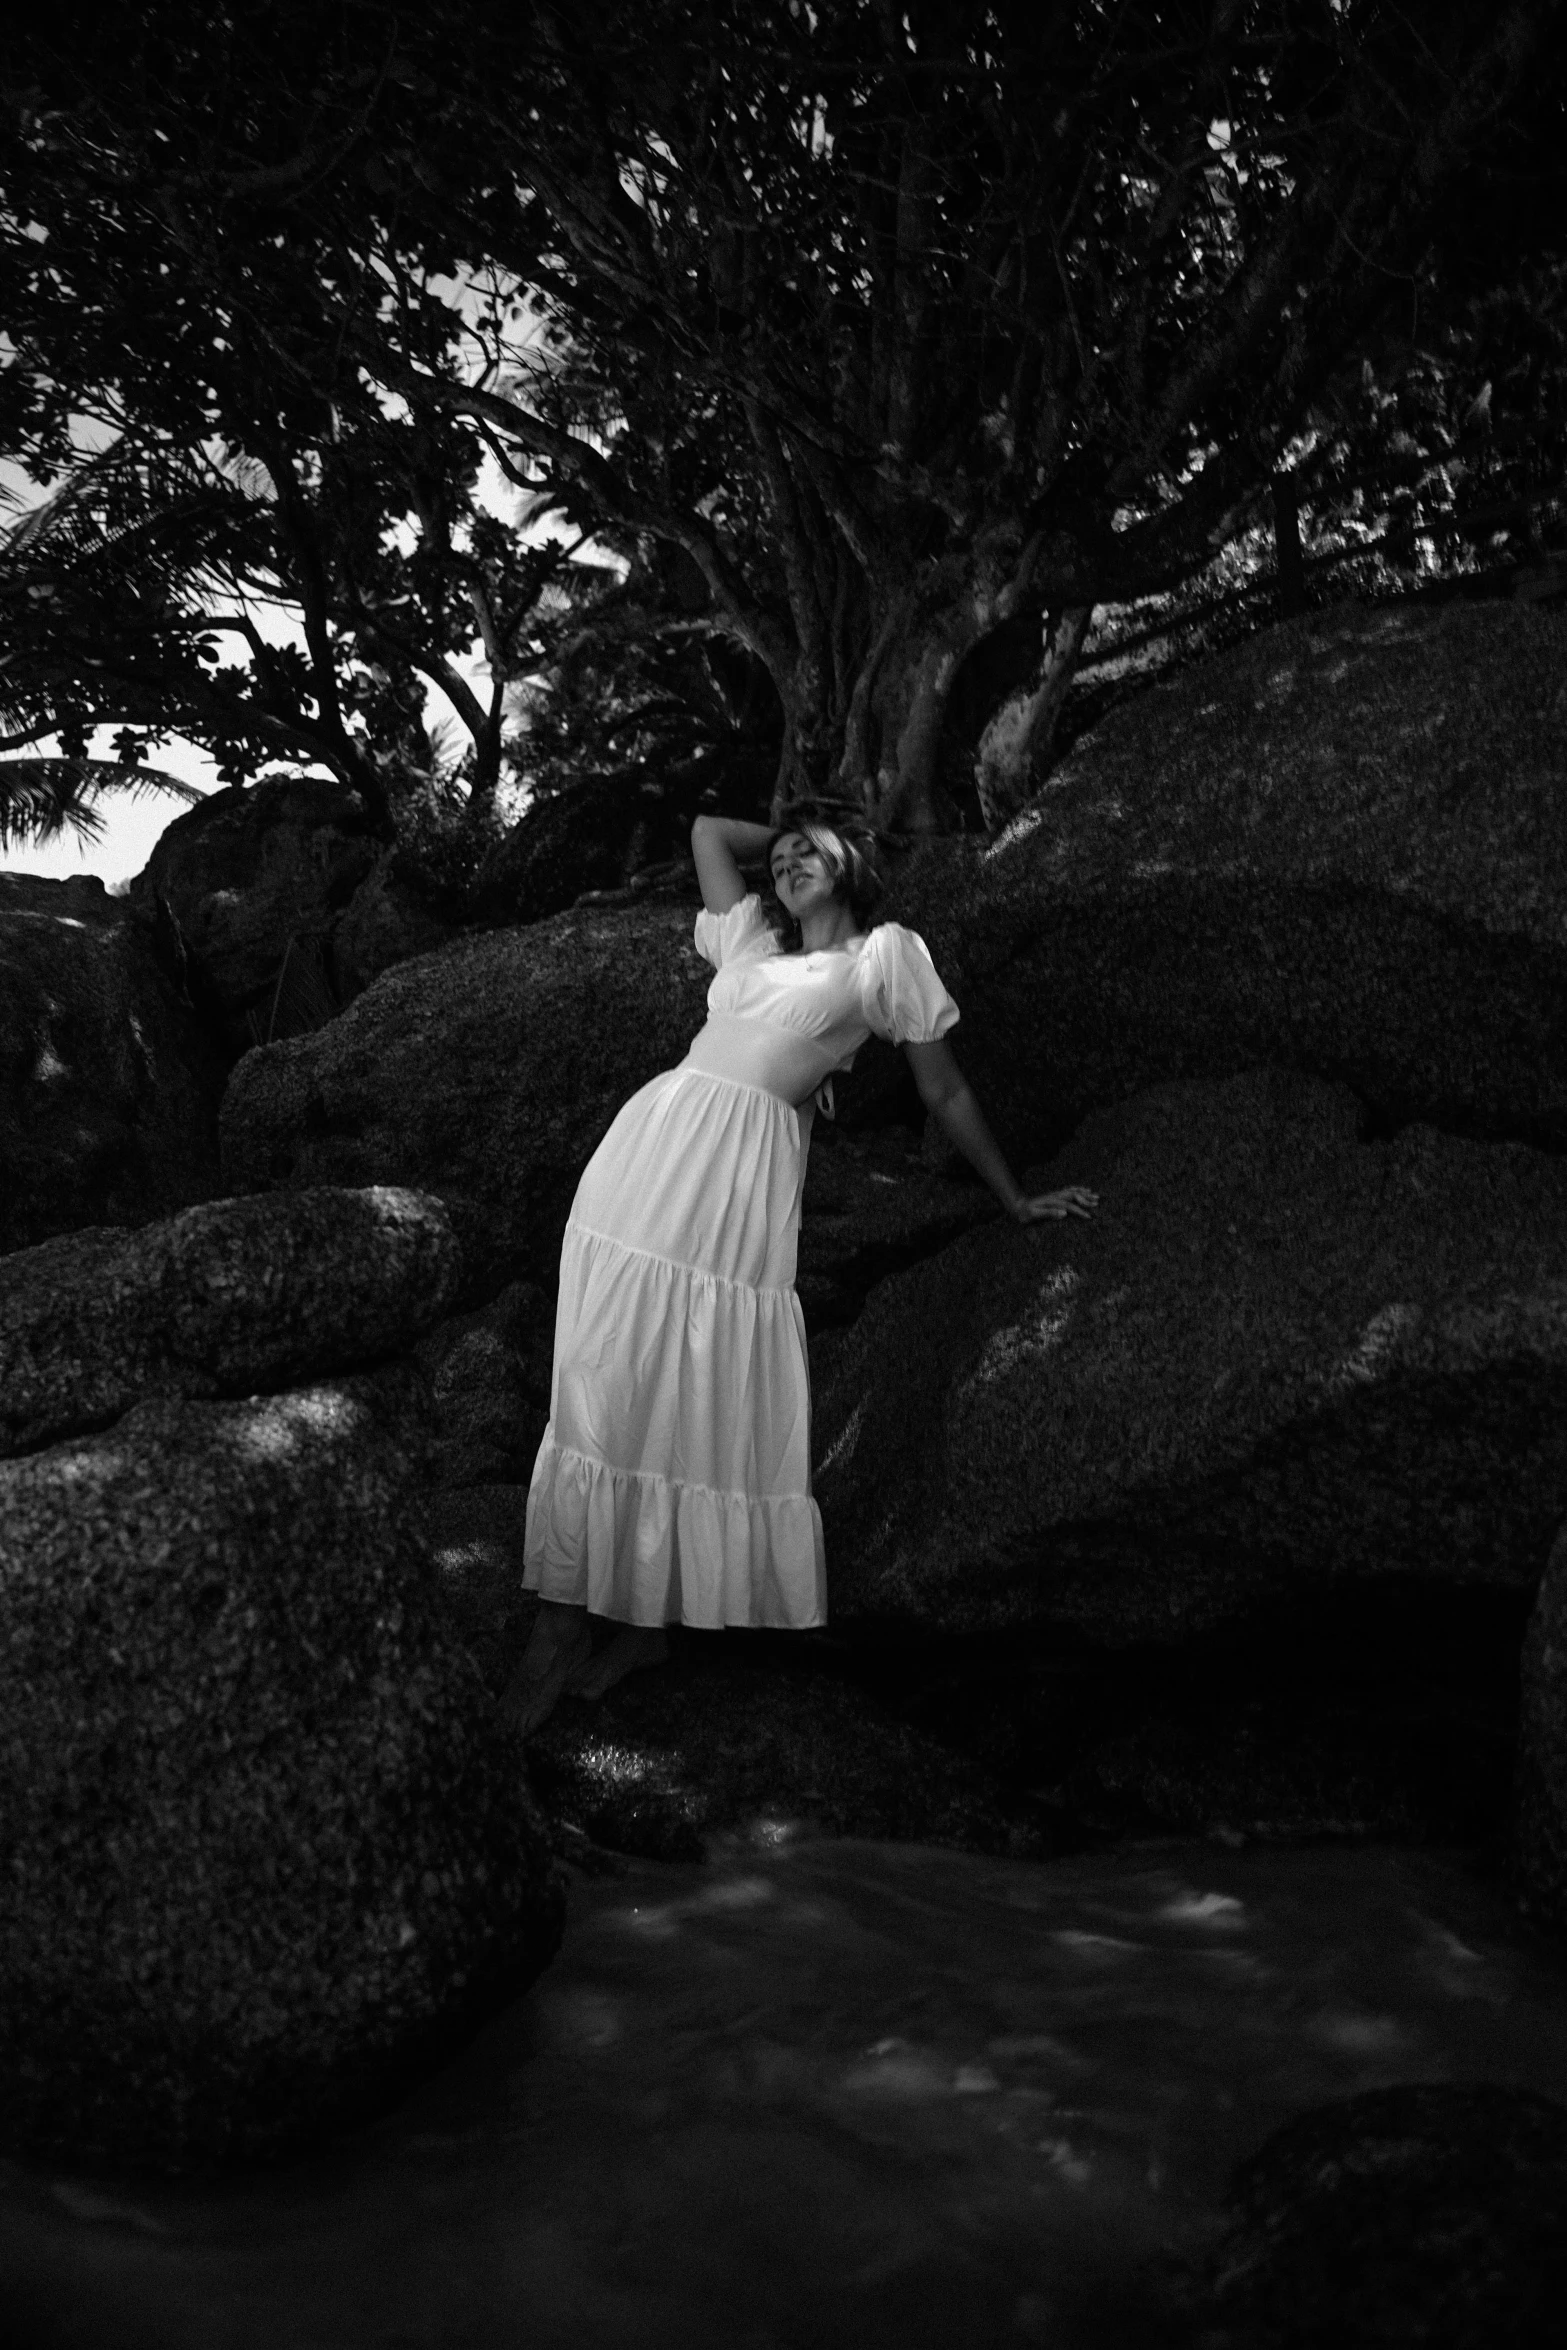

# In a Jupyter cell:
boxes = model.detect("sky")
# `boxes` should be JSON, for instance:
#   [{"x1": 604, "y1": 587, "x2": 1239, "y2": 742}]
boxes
[
  {"x1": 0, "y1": 735, "x2": 228, "y2": 890},
  {"x1": 0, "y1": 447, "x2": 229, "y2": 886},
  {"x1": 0, "y1": 390, "x2": 570, "y2": 889}
]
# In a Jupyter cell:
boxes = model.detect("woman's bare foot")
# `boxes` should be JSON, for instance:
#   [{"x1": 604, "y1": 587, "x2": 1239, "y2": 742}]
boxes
[
  {"x1": 567, "y1": 1625, "x2": 670, "y2": 1702},
  {"x1": 499, "y1": 1601, "x2": 594, "y2": 1736}
]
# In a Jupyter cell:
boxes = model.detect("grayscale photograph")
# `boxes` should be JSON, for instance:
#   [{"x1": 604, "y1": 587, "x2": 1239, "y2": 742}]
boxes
[{"x1": 1, "y1": 2, "x2": 1565, "y2": 2342}]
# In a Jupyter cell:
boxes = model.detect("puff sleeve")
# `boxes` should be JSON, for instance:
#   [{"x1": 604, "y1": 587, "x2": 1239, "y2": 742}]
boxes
[
  {"x1": 860, "y1": 921, "x2": 960, "y2": 1045},
  {"x1": 693, "y1": 892, "x2": 780, "y2": 971}
]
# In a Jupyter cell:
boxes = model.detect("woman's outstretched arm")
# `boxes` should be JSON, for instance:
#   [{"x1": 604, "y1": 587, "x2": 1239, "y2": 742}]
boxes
[
  {"x1": 904, "y1": 1038, "x2": 1098, "y2": 1224},
  {"x1": 691, "y1": 814, "x2": 777, "y2": 914}
]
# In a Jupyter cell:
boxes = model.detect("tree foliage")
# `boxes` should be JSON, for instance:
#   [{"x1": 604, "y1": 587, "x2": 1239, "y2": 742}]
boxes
[
  {"x1": 1, "y1": 0, "x2": 1561, "y2": 857},
  {"x1": 390, "y1": 0, "x2": 1563, "y2": 825},
  {"x1": 0, "y1": 1, "x2": 583, "y2": 843}
]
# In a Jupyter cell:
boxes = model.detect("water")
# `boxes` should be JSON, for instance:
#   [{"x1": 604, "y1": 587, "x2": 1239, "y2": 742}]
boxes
[{"x1": 5, "y1": 1837, "x2": 1567, "y2": 2350}]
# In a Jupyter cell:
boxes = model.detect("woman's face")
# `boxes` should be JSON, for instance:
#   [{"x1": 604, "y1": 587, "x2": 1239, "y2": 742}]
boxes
[{"x1": 769, "y1": 830, "x2": 841, "y2": 922}]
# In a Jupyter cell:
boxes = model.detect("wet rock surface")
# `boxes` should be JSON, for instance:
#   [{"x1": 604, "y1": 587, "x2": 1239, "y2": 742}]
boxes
[
  {"x1": 0, "y1": 871, "x2": 224, "y2": 1253},
  {"x1": 883, "y1": 600, "x2": 1567, "y2": 1165},
  {"x1": 813, "y1": 1067, "x2": 1567, "y2": 1643},
  {"x1": 1183, "y1": 2083, "x2": 1567, "y2": 2348},
  {"x1": 7, "y1": 1839, "x2": 1563, "y2": 2350},
  {"x1": 523, "y1": 1631, "x2": 1046, "y2": 1865},
  {"x1": 0, "y1": 1371, "x2": 562, "y2": 2172},
  {"x1": 518, "y1": 1625, "x2": 1521, "y2": 1871},
  {"x1": 0, "y1": 1184, "x2": 461, "y2": 1456},
  {"x1": 420, "y1": 1491, "x2": 1046, "y2": 1861}
]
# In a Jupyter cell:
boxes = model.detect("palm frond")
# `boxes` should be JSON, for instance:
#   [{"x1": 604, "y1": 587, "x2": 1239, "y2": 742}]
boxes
[
  {"x1": 0, "y1": 756, "x2": 205, "y2": 851},
  {"x1": 0, "y1": 445, "x2": 135, "y2": 563},
  {"x1": 2, "y1": 472, "x2": 94, "y2": 565},
  {"x1": 0, "y1": 439, "x2": 268, "y2": 598},
  {"x1": 208, "y1": 446, "x2": 279, "y2": 505},
  {"x1": 0, "y1": 760, "x2": 101, "y2": 851}
]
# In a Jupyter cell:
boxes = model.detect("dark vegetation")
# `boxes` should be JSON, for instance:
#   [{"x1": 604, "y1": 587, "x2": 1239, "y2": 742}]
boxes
[{"x1": 0, "y1": 0, "x2": 1563, "y2": 867}]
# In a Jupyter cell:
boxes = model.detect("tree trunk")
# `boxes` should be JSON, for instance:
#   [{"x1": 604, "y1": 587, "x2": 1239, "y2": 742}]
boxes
[
  {"x1": 873, "y1": 638, "x2": 966, "y2": 832},
  {"x1": 769, "y1": 681, "x2": 840, "y2": 814},
  {"x1": 467, "y1": 703, "x2": 504, "y2": 816},
  {"x1": 769, "y1": 589, "x2": 1057, "y2": 834},
  {"x1": 328, "y1": 737, "x2": 394, "y2": 834},
  {"x1": 974, "y1": 604, "x2": 1094, "y2": 833}
]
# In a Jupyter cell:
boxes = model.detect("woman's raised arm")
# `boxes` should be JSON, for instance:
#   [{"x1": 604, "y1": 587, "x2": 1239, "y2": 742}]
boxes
[{"x1": 691, "y1": 813, "x2": 777, "y2": 914}]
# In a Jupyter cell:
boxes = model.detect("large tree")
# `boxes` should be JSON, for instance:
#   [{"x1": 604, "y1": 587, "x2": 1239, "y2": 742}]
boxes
[
  {"x1": 2, "y1": 0, "x2": 1560, "y2": 851},
  {"x1": 385, "y1": 0, "x2": 1561, "y2": 826},
  {"x1": 0, "y1": 1, "x2": 582, "y2": 842}
]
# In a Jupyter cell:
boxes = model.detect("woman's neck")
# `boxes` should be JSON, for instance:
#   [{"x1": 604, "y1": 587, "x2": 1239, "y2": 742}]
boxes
[{"x1": 796, "y1": 902, "x2": 861, "y2": 953}]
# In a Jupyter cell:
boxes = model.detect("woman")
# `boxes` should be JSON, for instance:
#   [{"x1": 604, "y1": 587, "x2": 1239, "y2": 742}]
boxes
[{"x1": 503, "y1": 805, "x2": 1097, "y2": 1732}]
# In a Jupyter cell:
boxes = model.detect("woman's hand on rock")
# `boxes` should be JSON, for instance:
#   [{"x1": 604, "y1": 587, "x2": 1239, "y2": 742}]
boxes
[{"x1": 1012, "y1": 1186, "x2": 1099, "y2": 1224}]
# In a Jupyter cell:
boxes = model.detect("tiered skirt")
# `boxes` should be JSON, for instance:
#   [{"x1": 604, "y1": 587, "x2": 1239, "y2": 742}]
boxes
[{"x1": 522, "y1": 1067, "x2": 827, "y2": 1628}]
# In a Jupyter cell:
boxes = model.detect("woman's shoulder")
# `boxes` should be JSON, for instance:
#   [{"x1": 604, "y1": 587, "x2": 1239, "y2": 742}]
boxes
[
  {"x1": 857, "y1": 918, "x2": 960, "y2": 1041},
  {"x1": 859, "y1": 917, "x2": 939, "y2": 969},
  {"x1": 694, "y1": 891, "x2": 781, "y2": 969}
]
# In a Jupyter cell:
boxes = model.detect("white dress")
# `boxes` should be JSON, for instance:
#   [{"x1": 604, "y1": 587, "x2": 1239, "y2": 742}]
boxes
[{"x1": 521, "y1": 894, "x2": 960, "y2": 1629}]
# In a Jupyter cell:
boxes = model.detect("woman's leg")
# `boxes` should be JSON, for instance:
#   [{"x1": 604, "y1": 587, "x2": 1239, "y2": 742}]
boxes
[
  {"x1": 500, "y1": 1603, "x2": 670, "y2": 1734},
  {"x1": 500, "y1": 1599, "x2": 594, "y2": 1733},
  {"x1": 569, "y1": 1623, "x2": 669, "y2": 1701}
]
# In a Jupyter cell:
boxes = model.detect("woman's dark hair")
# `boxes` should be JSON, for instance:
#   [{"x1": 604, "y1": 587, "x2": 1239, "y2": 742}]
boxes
[{"x1": 767, "y1": 799, "x2": 886, "y2": 932}]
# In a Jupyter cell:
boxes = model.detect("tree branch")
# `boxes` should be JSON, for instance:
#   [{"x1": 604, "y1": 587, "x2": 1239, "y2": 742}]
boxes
[{"x1": 383, "y1": 358, "x2": 794, "y2": 675}]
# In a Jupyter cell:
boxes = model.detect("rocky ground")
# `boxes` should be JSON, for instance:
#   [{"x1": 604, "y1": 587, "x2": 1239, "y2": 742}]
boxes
[{"x1": 5, "y1": 592, "x2": 1567, "y2": 2173}]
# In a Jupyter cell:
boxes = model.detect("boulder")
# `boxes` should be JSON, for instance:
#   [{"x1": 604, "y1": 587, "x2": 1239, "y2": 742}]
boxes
[
  {"x1": 1185, "y1": 2084, "x2": 1567, "y2": 2347},
  {"x1": 1516, "y1": 1520, "x2": 1567, "y2": 1929},
  {"x1": 410, "y1": 1483, "x2": 1049, "y2": 1864},
  {"x1": 128, "y1": 772, "x2": 383, "y2": 1033},
  {"x1": 1054, "y1": 1672, "x2": 1518, "y2": 1847},
  {"x1": 813, "y1": 1067, "x2": 1567, "y2": 1642},
  {"x1": 220, "y1": 901, "x2": 996, "y2": 1307},
  {"x1": 414, "y1": 1280, "x2": 554, "y2": 1489},
  {"x1": 0, "y1": 872, "x2": 224, "y2": 1253},
  {"x1": 425, "y1": 1490, "x2": 1522, "y2": 1860},
  {"x1": 219, "y1": 603, "x2": 1567, "y2": 1305},
  {"x1": 0, "y1": 1186, "x2": 461, "y2": 1457},
  {"x1": 220, "y1": 902, "x2": 715, "y2": 1293},
  {"x1": 885, "y1": 599, "x2": 1567, "y2": 1163},
  {"x1": 796, "y1": 1121, "x2": 997, "y2": 1330},
  {"x1": 522, "y1": 1636, "x2": 1044, "y2": 1864},
  {"x1": 466, "y1": 775, "x2": 648, "y2": 925},
  {"x1": 0, "y1": 1371, "x2": 563, "y2": 2171},
  {"x1": 419, "y1": 1482, "x2": 535, "y2": 1690},
  {"x1": 332, "y1": 853, "x2": 452, "y2": 1001}
]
